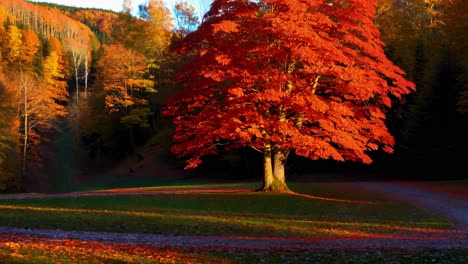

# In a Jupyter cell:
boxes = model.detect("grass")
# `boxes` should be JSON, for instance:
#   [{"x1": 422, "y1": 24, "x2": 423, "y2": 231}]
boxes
[
  {"x1": 0, "y1": 235, "x2": 467, "y2": 264},
  {"x1": 73, "y1": 174, "x2": 192, "y2": 192},
  {"x1": 0, "y1": 182, "x2": 451, "y2": 238},
  {"x1": 0, "y1": 180, "x2": 462, "y2": 263},
  {"x1": 0, "y1": 235, "x2": 227, "y2": 264}
]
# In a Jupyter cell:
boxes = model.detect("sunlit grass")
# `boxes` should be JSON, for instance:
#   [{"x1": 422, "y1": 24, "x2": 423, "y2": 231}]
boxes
[
  {"x1": 0, "y1": 182, "x2": 451, "y2": 238},
  {"x1": 74, "y1": 175, "x2": 230, "y2": 192},
  {"x1": 87, "y1": 181, "x2": 258, "y2": 193},
  {"x1": 0, "y1": 235, "x2": 227, "y2": 264}
]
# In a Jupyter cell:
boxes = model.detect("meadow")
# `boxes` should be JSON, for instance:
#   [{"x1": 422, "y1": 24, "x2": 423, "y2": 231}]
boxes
[{"x1": 1, "y1": 180, "x2": 466, "y2": 263}]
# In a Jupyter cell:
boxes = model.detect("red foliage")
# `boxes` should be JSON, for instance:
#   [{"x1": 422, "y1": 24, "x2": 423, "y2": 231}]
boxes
[{"x1": 164, "y1": 0, "x2": 415, "y2": 169}]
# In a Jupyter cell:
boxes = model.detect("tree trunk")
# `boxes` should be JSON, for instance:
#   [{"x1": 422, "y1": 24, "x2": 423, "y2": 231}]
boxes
[
  {"x1": 272, "y1": 149, "x2": 291, "y2": 193},
  {"x1": 21, "y1": 78, "x2": 28, "y2": 192},
  {"x1": 260, "y1": 144, "x2": 274, "y2": 191},
  {"x1": 75, "y1": 65, "x2": 79, "y2": 102},
  {"x1": 84, "y1": 53, "x2": 90, "y2": 100},
  {"x1": 258, "y1": 146, "x2": 291, "y2": 193},
  {"x1": 21, "y1": 113, "x2": 28, "y2": 191}
]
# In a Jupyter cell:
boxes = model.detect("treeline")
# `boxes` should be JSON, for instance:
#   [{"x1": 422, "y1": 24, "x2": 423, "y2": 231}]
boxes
[
  {"x1": 0, "y1": 0, "x2": 95, "y2": 192},
  {"x1": 0, "y1": 0, "x2": 199, "y2": 192},
  {"x1": 370, "y1": 0, "x2": 467, "y2": 178},
  {"x1": 0, "y1": 0, "x2": 466, "y2": 192}
]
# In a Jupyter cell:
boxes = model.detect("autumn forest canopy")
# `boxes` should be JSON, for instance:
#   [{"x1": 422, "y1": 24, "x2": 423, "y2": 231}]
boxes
[{"x1": 0, "y1": 0, "x2": 466, "y2": 193}]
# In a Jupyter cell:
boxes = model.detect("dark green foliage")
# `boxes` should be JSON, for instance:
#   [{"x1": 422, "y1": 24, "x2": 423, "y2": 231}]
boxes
[{"x1": 373, "y1": 1, "x2": 467, "y2": 179}]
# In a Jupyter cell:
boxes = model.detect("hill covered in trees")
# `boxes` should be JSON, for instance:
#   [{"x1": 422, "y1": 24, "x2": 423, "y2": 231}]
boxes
[
  {"x1": 0, "y1": 0, "x2": 466, "y2": 193},
  {"x1": 0, "y1": 0, "x2": 198, "y2": 192}
]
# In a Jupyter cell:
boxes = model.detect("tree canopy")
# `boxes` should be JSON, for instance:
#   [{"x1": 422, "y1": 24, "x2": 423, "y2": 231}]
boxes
[{"x1": 165, "y1": 0, "x2": 415, "y2": 191}]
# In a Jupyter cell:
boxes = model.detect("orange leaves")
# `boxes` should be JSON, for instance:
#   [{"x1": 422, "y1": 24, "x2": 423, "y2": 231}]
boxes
[
  {"x1": 4, "y1": 25, "x2": 22, "y2": 63},
  {"x1": 166, "y1": 0, "x2": 415, "y2": 169},
  {"x1": 202, "y1": 69, "x2": 226, "y2": 82},
  {"x1": 98, "y1": 44, "x2": 153, "y2": 113},
  {"x1": 20, "y1": 29, "x2": 41, "y2": 65},
  {"x1": 212, "y1": 20, "x2": 240, "y2": 33},
  {"x1": 42, "y1": 50, "x2": 68, "y2": 117},
  {"x1": 367, "y1": 143, "x2": 379, "y2": 151},
  {"x1": 143, "y1": 0, "x2": 173, "y2": 55},
  {"x1": 228, "y1": 87, "x2": 244, "y2": 98},
  {"x1": 368, "y1": 107, "x2": 385, "y2": 119},
  {"x1": 0, "y1": 5, "x2": 11, "y2": 26},
  {"x1": 215, "y1": 54, "x2": 232, "y2": 65}
]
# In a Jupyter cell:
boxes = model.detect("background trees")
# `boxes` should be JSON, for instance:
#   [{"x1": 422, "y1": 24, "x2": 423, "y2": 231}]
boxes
[
  {"x1": 0, "y1": 0, "x2": 96, "y2": 191},
  {"x1": 374, "y1": 0, "x2": 468, "y2": 178},
  {"x1": 0, "y1": 75, "x2": 20, "y2": 191},
  {"x1": 97, "y1": 44, "x2": 155, "y2": 150},
  {"x1": 446, "y1": 0, "x2": 467, "y2": 114}
]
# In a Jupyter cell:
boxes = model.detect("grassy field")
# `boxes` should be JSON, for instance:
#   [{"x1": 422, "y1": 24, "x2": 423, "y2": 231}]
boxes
[
  {"x1": 0, "y1": 182, "x2": 450, "y2": 237},
  {"x1": 0, "y1": 180, "x2": 462, "y2": 263}
]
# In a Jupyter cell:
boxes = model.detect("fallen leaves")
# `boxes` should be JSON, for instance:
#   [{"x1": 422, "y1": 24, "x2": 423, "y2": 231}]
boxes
[{"x1": 0, "y1": 234, "x2": 229, "y2": 264}]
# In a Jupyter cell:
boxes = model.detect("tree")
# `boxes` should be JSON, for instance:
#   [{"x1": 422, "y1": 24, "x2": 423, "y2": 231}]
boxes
[
  {"x1": 0, "y1": 74, "x2": 20, "y2": 191},
  {"x1": 374, "y1": 0, "x2": 466, "y2": 177},
  {"x1": 20, "y1": 29, "x2": 41, "y2": 67},
  {"x1": 42, "y1": 39, "x2": 69, "y2": 117},
  {"x1": 97, "y1": 44, "x2": 155, "y2": 150},
  {"x1": 9, "y1": 64, "x2": 68, "y2": 190},
  {"x1": 122, "y1": 0, "x2": 132, "y2": 14},
  {"x1": 13, "y1": 71, "x2": 45, "y2": 184},
  {"x1": 140, "y1": 0, "x2": 173, "y2": 58},
  {"x1": 4, "y1": 25, "x2": 22, "y2": 64},
  {"x1": 165, "y1": 0, "x2": 415, "y2": 192},
  {"x1": 66, "y1": 39, "x2": 86, "y2": 102},
  {"x1": 445, "y1": 0, "x2": 467, "y2": 113},
  {"x1": 173, "y1": 1, "x2": 200, "y2": 39}
]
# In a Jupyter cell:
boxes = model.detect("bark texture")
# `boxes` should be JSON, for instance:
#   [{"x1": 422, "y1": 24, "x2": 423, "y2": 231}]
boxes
[{"x1": 259, "y1": 147, "x2": 291, "y2": 193}]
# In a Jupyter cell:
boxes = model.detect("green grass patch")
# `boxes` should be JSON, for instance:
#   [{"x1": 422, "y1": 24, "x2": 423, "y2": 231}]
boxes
[
  {"x1": 0, "y1": 182, "x2": 450, "y2": 238},
  {"x1": 87, "y1": 181, "x2": 259, "y2": 192},
  {"x1": 73, "y1": 174, "x2": 191, "y2": 192}
]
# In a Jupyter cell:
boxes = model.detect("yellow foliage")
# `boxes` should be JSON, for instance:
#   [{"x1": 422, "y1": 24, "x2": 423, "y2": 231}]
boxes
[
  {"x1": 5, "y1": 25, "x2": 22, "y2": 63},
  {"x1": 144, "y1": 0, "x2": 173, "y2": 57}
]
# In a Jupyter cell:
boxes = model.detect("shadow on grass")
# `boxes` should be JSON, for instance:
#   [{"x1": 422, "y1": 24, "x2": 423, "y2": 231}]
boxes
[{"x1": 0, "y1": 184, "x2": 451, "y2": 238}]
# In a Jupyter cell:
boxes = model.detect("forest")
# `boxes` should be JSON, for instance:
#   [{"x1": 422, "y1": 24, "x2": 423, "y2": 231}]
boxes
[{"x1": 0, "y1": 0, "x2": 466, "y2": 193}]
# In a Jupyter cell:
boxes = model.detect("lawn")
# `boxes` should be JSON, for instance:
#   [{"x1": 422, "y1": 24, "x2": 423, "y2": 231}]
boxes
[
  {"x1": 0, "y1": 182, "x2": 450, "y2": 238},
  {"x1": 0, "y1": 180, "x2": 463, "y2": 263}
]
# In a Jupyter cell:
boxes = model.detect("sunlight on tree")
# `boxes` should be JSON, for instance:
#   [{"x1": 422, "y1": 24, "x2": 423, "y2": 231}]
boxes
[{"x1": 165, "y1": 0, "x2": 415, "y2": 192}]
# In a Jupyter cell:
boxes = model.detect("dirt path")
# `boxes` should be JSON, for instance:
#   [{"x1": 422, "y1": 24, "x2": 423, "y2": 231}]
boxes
[
  {"x1": 0, "y1": 188, "x2": 252, "y2": 200},
  {"x1": 0, "y1": 226, "x2": 467, "y2": 250},
  {"x1": 0, "y1": 182, "x2": 467, "y2": 250},
  {"x1": 334, "y1": 181, "x2": 468, "y2": 230}
]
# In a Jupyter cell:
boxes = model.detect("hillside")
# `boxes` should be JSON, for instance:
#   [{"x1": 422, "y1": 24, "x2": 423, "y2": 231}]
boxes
[{"x1": 0, "y1": 0, "x2": 179, "y2": 193}]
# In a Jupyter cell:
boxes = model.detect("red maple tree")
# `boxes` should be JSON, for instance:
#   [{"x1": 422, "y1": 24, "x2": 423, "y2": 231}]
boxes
[{"x1": 164, "y1": 0, "x2": 415, "y2": 192}]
